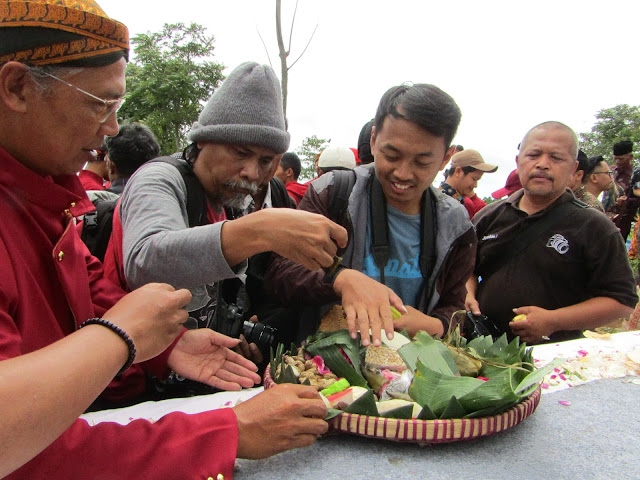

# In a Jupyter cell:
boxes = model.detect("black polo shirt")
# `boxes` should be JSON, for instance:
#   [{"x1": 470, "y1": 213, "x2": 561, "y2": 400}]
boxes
[{"x1": 473, "y1": 190, "x2": 637, "y2": 342}]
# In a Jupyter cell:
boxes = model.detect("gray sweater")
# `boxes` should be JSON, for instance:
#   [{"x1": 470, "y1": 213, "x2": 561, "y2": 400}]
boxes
[{"x1": 119, "y1": 160, "x2": 246, "y2": 311}]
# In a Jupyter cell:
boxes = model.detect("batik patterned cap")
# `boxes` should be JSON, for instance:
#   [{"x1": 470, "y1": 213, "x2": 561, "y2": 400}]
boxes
[{"x1": 0, "y1": 0, "x2": 128, "y2": 65}]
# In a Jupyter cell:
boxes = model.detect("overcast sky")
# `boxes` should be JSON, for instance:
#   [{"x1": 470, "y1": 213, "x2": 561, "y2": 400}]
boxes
[{"x1": 101, "y1": 0, "x2": 639, "y2": 198}]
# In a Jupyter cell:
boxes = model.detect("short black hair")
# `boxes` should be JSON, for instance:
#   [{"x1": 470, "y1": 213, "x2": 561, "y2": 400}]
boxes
[
  {"x1": 374, "y1": 83, "x2": 461, "y2": 148},
  {"x1": 585, "y1": 155, "x2": 605, "y2": 177},
  {"x1": 357, "y1": 119, "x2": 375, "y2": 164},
  {"x1": 105, "y1": 123, "x2": 160, "y2": 177},
  {"x1": 445, "y1": 165, "x2": 476, "y2": 178},
  {"x1": 280, "y1": 152, "x2": 301, "y2": 180},
  {"x1": 576, "y1": 149, "x2": 589, "y2": 173}
]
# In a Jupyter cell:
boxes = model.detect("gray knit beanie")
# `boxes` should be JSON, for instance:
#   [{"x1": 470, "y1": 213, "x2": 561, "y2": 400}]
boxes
[{"x1": 187, "y1": 61, "x2": 290, "y2": 154}]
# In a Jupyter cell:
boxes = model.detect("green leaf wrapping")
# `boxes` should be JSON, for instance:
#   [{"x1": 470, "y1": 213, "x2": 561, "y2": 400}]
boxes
[
  {"x1": 398, "y1": 331, "x2": 458, "y2": 374},
  {"x1": 380, "y1": 404, "x2": 414, "y2": 419},
  {"x1": 439, "y1": 396, "x2": 466, "y2": 419},
  {"x1": 306, "y1": 330, "x2": 368, "y2": 387},
  {"x1": 409, "y1": 361, "x2": 485, "y2": 416},
  {"x1": 344, "y1": 389, "x2": 378, "y2": 416}
]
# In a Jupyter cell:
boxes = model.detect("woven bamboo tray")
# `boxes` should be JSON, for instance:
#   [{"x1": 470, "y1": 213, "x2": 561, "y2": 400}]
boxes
[{"x1": 263, "y1": 364, "x2": 541, "y2": 444}]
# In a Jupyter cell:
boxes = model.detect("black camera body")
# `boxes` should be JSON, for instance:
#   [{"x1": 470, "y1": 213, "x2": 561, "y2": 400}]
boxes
[
  {"x1": 213, "y1": 301, "x2": 276, "y2": 348},
  {"x1": 463, "y1": 311, "x2": 502, "y2": 340}
]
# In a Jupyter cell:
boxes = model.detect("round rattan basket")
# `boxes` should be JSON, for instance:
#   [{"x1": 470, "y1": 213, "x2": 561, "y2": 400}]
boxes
[{"x1": 263, "y1": 364, "x2": 541, "y2": 444}]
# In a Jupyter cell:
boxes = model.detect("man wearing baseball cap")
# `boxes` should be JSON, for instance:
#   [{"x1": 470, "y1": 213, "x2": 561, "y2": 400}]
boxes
[
  {"x1": 491, "y1": 169, "x2": 523, "y2": 199},
  {"x1": 440, "y1": 149, "x2": 498, "y2": 218}
]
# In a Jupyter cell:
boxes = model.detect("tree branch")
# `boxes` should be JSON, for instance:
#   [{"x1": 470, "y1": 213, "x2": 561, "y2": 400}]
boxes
[
  {"x1": 287, "y1": 0, "x2": 299, "y2": 53},
  {"x1": 288, "y1": 23, "x2": 318, "y2": 71},
  {"x1": 256, "y1": 27, "x2": 273, "y2": 68}
]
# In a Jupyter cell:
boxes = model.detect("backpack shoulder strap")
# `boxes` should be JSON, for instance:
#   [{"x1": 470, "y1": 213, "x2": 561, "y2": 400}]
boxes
[
  {"x1": 369, "y1": 175, "x2": 390, "y2": 284},
  {"x1": 327, "y1": 169, "x2": 356, "y2": 224},
  {"x1": 269, "y1": 177, "x2": 296, "y2": 208},
  {"x1": 81, "y1": 196, "x2": 119, "y2": 262},
  {"x1": 147, "y1": 156, "x2": 208, "y2": 227}
]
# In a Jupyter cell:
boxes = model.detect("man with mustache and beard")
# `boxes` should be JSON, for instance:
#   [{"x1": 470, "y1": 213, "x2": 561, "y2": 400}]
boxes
[
  {"x1": 106, "y1": 62, "x2": 347, "y2": 396},
  {"x1": 465, "y1": 122, "x2": 637, "y2": 344}
]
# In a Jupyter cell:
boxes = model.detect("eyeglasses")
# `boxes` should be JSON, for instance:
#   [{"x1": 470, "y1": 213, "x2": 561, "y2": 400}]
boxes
[
  {"x1": 42, "y1": 72, "x2": 123, "y2": 124},
  {"x1": 593, "y1": 170, "x2": 614, "y2": 177}
]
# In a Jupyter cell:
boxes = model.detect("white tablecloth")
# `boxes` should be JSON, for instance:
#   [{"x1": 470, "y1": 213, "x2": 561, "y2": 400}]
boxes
[{"x1": 81, "y1": 331, "x2": 640, "y2": 425}]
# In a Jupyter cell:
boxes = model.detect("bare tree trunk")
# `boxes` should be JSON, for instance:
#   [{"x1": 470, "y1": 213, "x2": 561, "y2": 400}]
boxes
[{"x1": 275, "y1": 0, "x2": 289, "y2": 120}]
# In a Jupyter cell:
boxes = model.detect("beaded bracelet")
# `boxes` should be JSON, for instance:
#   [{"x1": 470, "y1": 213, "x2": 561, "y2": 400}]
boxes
[{"x1": 79, "y1": 318, "x2": 137, "y2": 376}]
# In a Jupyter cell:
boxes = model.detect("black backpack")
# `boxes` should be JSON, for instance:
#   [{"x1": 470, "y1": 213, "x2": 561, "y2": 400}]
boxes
[{"x1": 80, "y1": 156, "x2": 207, "y2": 262}]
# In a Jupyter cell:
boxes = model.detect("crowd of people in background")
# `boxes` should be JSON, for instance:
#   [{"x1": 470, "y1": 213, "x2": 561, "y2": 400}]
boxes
[{"x1": 1, "y1": 1, "x2": 639, "y2": 478}]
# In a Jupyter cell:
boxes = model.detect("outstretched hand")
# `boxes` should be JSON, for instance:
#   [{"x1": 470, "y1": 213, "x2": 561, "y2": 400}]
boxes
[
  {"x1": 167, "y1": 329, "x2": 261, "y2": 391},
  {"x1": 333, "y1": 269, "x2": 406, "y2": 346}
]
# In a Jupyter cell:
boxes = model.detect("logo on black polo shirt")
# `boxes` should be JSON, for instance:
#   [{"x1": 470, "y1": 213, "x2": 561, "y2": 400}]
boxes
[{"x1": 546, "y1": 234, "x2": 569, "y2": 254}]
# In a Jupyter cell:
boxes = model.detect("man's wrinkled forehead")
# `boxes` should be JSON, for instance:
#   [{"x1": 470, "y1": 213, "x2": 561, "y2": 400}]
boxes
[{"x1": 519, "y1": 123, "x2": 578, "y2": 159}]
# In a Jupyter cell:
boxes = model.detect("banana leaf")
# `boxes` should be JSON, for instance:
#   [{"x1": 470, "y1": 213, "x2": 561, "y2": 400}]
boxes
[
  {"x1": 515, "y1": 357, "x2": 564, "y2": 396},
  {"x1": 439, "y1": 396, "x2": 466, "y2": 420},
  {"x1": 398, "y1": 331, "x2": 458, "y2": 374},
  {"x1": 306, "y1": 330, "x2": 368, "y2": 387},
  {"x1": 326, "y1": 408, "x2": 343, "y2": 420},
  {"x1": 417, "y1": 404, "x2": 437, "y2": 420},
  {"x1": 380, "y1": 404, "x2": 414, "y2": 419},
  {"x1": 344, "y1": 389, "x2": 378, "y2": 416},
  {"x1": 456, "y1": 368, "x2": 520, "y2": 414},
  {"x1": 409, "y1": 360, "x2": 485, "y2": 416}
]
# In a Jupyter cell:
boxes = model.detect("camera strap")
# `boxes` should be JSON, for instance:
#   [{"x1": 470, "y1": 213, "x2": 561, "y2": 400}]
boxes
[{"x1": 369, "y1": 175, "x2": 437, "y2": 285}]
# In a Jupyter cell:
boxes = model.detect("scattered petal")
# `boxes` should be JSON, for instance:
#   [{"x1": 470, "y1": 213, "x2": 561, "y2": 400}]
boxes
[{"x1": 558, "y1": 400, "x2": 572, "y2": 406}]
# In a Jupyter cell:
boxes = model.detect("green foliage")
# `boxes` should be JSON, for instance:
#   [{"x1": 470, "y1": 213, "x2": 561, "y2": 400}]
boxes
[
  {"x1": 295, "y1": 135, "x2": 330, "y2": 181},
  {"x1": 579, "y1": 104, "x2": 640, "y2": 164},
  {"x1": 118, "y1": 23, "x2": 225, "y2": 155}
]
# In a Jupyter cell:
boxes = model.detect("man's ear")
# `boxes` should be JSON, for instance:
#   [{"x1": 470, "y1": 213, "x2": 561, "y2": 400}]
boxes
[
  {"x1": 370, "y1": 126, "x2": 377, "y2": 153},
  {"x1": 439, "y1": 144, "x2": 456, "y2": 171},
  {"x1": 285, "y1": 167, "x2": 294, "y2": 180},
  {"x1": 0, "y1": 62, "x2": 32, "y2": 113}
]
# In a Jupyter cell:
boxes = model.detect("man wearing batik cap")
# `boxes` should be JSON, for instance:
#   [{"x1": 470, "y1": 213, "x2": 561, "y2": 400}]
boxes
[
  {"x1": 604, "y1": 140, "x2": 639, "y2": 240},
  {"x1": 0, "y1": 2, "x2": 333, "y2": 478},
  {"x1": 439, "y1": 149, "x2": 498, "y2": 218}
]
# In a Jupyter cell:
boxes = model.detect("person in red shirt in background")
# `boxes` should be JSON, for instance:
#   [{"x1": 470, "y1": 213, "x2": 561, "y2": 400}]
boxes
[
  {"x1": 274, "y1": 151, "x2": 308, "y2": 204},
  {"x1": 78, "y1": 144, "x2": 109, "y2": 191}
]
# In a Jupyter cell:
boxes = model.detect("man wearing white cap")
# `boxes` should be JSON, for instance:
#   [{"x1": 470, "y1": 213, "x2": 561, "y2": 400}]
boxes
[{"x1": 316, "y1": 144, "x2": 357, "y2": 176}]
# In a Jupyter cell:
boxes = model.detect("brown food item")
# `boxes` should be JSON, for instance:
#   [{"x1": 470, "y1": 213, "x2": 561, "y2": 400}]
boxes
[
  {"x1": 318, "y1": 305, "x2": 349, "y2": 332},
  {"x1": 364, "y1": 345, "x2": 406, "y2": 372}
]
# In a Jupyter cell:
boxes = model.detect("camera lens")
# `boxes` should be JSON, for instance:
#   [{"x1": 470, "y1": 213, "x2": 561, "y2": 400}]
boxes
[{"x1": 242, "y1": 321, "x2": 276, "y2": 347}]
